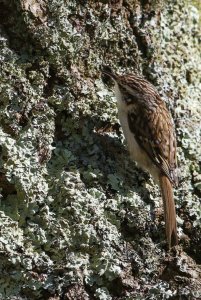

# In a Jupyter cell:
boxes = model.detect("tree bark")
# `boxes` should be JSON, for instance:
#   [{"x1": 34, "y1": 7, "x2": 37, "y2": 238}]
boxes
[{"x1": 0, "y1": 0, "x2": 200, "y2": 299}]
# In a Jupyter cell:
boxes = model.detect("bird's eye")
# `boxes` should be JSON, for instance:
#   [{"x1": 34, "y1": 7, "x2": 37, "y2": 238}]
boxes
[{"x1": 126, "y1": 98, "x2": 133, "y2": 103}]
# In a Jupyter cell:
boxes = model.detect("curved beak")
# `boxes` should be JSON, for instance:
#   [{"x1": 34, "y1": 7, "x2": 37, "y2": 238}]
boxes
[{"x1": 101, "y1": 66, "x2": 117, "y2": 81}]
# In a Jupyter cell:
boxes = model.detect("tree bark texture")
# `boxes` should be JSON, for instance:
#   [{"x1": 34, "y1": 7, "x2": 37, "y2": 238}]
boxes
[{"x1": 0, "y1": 0, "x2": 200, "y2": 299}]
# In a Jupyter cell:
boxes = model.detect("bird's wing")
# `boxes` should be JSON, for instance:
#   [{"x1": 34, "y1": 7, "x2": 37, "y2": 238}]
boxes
[{"x1": 127, "y1": 102, "x2": 178, "y2": 187}]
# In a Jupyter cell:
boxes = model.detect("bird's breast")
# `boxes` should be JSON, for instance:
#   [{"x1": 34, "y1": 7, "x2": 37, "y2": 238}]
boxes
[{"x1": 114, "y1": 83, "x2": 159, "y2": 183}]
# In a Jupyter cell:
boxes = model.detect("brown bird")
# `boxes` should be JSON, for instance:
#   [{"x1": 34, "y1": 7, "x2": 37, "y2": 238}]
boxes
[{"x1": 102, "y1": 66, "x2": 178, "y2": 249}]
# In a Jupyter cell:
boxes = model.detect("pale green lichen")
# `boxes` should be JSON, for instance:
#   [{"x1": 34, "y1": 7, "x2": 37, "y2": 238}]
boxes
[{"x1": 0, "y1": 0, "x2": 200, "y2": 299}]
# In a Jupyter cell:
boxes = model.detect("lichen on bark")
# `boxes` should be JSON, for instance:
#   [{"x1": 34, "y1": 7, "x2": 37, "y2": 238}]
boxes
[{"x1": 0, "y1": 0, "x2": 200, "y2": 299}]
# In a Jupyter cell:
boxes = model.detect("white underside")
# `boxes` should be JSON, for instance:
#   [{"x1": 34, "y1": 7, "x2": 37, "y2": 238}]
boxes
[{"x1": 114, "y1": 83, "x2": 159, "y2": 183}]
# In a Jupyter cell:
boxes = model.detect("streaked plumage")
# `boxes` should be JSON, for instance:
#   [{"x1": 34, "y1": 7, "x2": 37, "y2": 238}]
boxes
[{"x1": 102, "y1": 67, "x2": 178, "y2": 248}]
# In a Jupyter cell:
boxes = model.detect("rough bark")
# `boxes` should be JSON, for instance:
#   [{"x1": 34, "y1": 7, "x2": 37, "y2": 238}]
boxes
[{"x1": 0, "y1": 0, "x2": 200, "y2": 299}]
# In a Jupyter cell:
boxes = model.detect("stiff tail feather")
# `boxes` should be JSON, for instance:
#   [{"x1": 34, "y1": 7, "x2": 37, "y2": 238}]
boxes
[{"x1": 159, "y1": 175, "x2": 178, "y2": 248}]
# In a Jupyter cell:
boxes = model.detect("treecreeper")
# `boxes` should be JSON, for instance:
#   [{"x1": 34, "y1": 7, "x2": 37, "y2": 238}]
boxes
[{"x1": 102, "y1": 66, "x2": 178, "y2": 249}]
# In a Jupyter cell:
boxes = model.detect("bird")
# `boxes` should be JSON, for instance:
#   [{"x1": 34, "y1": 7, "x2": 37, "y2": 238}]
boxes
[{"x1": 102, "y1": 66, "x2": 178, "y2": 249}]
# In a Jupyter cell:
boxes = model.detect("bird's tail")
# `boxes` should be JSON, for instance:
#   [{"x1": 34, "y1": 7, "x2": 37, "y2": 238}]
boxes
[{"x1": 159, "y1": 175, "x2": 178, "y2": 249}]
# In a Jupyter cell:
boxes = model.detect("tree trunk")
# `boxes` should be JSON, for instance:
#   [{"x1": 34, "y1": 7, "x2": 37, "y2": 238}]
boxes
[{"x1": 0, "y1": 0, "x2": 200, "y2": 298}]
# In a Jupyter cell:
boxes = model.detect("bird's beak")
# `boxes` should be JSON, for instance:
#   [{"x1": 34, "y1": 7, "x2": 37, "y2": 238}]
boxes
[{"x1": 101, "y1": 66, "x2": 117, "y2": 81}]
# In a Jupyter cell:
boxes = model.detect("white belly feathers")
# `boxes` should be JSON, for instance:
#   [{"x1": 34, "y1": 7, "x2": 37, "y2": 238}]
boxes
[{"x1": 114, "y1": 83, "x2": 159, "y2": 183}]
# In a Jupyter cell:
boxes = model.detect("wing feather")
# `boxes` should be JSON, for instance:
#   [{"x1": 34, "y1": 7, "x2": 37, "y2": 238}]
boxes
[{"x1": 127, "y1": 103, "x2": 178, "y2": 186}]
